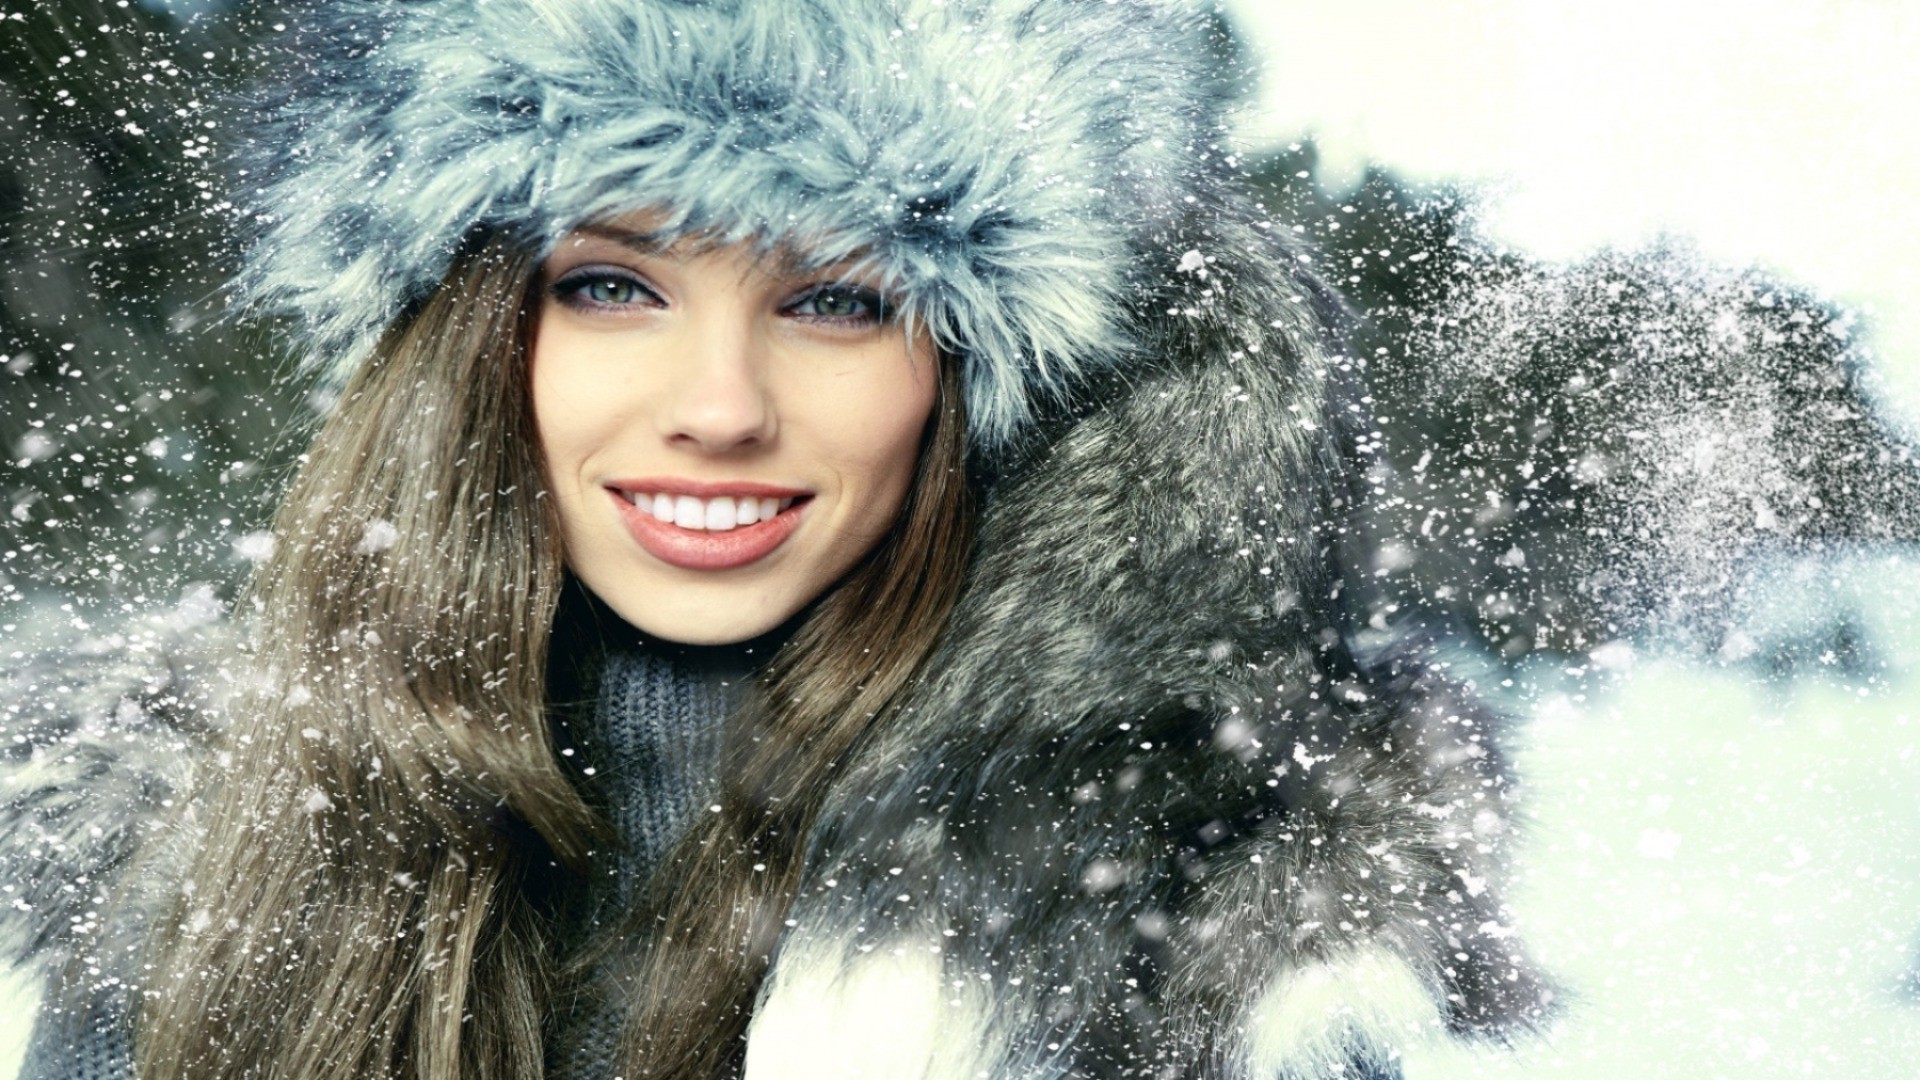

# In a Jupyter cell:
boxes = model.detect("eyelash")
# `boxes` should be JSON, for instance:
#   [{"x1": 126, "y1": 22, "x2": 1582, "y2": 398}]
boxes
[
  {"x1": 786, "y1": 283, "x2": 892, "y2": 325},
  {"x1": 548, "y1": 269, "x2": 663, "y2": 312},
  {"x1": 548, "y1": 267, "x2": 891, "y2": 326}
]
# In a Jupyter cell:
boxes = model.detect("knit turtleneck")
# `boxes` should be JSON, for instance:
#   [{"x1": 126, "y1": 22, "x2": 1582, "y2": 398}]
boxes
[
  {"x1": 545, "y1": 595, "x2": 788, "y2": 1079},
  {"x1": 572, "y1": 640, "x2": 748, "y2": 909}
]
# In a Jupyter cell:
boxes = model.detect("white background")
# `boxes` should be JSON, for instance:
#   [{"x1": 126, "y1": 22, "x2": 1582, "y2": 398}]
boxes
[
  {"x1": 1224, "y1": 2, "x2": 1920, "y2": 1074},
  {"x1": 1229, "y1": 0, "x2": 1920, "y2": 430}
]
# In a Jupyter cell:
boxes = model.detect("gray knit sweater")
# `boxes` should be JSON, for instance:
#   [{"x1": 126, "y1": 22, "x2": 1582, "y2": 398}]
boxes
[
  {"x1": 16, "y1": 627, "x2": 759, "y2": 1079},
  {"x1": 545, "y1": 630, "x2": 763, "y2": 1079}
]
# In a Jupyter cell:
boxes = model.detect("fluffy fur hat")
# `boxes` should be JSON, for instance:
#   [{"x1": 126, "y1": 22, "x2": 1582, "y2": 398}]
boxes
[{"x1": 234, "y1": 0, "x2": 1235, "y2": 456}]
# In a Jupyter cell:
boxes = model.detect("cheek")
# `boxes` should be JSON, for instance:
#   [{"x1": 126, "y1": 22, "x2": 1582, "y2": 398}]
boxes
[
  {"x1": 528, "y1": 344, "x2": 574, "y2": 487},
  {"x1": 833, "y1": 362, "x2": 939, "y2": 518},
  {"x1": 529, "y1": 318, "x2": 638, "y2": 471},
  {"x1": 527, "y1": 323, "x2": 616, "y2": 525}
]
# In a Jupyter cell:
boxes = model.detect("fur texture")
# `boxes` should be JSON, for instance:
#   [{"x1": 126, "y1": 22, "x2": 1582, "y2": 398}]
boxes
[
  {"x1": 5, "y1": 1, "x2": 1554, "y2": 1074},
  {"x1": 0, "y1": 601, "x2": 224, "y2": 980},
  {"x1": 235, "y1": 0, "x2": 1232, "y2": 457},
  {"x1": 745, "y1": 193, "x2": 1554, "y2": 1076}
]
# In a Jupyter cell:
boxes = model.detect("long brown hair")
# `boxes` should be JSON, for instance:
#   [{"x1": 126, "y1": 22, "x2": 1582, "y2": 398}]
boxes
[{"x1": 136, "y1": 236, "x2": 975, "y2": 1078}]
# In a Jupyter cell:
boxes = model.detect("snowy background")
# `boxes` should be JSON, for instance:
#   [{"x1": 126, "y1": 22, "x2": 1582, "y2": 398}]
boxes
[
  {"x1": 4, "y1": 1, "x2": 1920, "y2": 1075},
  {"x1": 1227, "y1": 1, "x2": 1920, "y2": 1076},
  {"x1": 1234, "y1": 0, "x2": 1920, "y2": 436}
]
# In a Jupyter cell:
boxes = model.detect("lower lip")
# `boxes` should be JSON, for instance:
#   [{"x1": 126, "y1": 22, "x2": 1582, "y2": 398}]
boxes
[{"x1": 610, "y1": 490, "x2": 809, "y2": 571}]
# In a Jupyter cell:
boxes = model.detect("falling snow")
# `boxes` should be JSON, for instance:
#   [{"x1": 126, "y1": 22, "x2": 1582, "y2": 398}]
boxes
[{"x1": 2, "y1": 3, "x2": 1918, "y2": 1077}]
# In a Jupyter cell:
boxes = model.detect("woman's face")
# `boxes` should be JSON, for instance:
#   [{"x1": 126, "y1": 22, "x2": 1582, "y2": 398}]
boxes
[{"x1": 530, "y1": 226, "x2": 939, "y2": 645}]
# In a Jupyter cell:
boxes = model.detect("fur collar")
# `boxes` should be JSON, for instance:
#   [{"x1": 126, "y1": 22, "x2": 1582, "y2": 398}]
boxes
[
  {"x1": 0, "y1": 595, "x2": 225, "y2": 974},
  {"x1": 736, "y1": 201, "x2": 1553, "y2": 1078}
]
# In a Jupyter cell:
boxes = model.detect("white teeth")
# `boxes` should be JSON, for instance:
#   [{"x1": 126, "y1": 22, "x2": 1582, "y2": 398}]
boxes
[
  {"x1": 673, "y1": 495, "x2": 704, "y2": 529},
  {"x1": 644, "y1": 493, "x2": 802, "y2": 531}
]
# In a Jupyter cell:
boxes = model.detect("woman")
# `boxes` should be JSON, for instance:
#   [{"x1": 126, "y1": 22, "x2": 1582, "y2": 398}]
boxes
[{"x1": 2, "y1": 0, "x2": 1550, "y2": 1076}]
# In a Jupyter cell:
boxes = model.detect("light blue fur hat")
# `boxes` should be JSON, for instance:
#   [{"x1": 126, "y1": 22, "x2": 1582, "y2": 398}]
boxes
[{"x1": 234, "y1": 0, "x2": 1235, "y2": 456}]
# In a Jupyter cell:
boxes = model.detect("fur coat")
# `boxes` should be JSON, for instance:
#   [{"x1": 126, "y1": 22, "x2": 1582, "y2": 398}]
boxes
[
  {"x1": 2, "y1": 1, "x2": 1553, "y2": 1076},
  {"x1": 733, "y1": 220, "x2": 1554, "y2": 1077},
  {"x1": 0, "y1": 231, "x2": 1553, "y2": 1080}
]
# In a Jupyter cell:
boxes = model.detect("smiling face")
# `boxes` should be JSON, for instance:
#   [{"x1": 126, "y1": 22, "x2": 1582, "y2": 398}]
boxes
[{"x1": 530, "y1": 227, "x2": 940, "y2": 645}]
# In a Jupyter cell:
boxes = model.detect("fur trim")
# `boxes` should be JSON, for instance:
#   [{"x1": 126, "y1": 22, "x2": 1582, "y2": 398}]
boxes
[
  {"x1": 234, "y1": 0, "x2": 1232, "y2": 456},
  {"x1": 744, "y1": 933, "x2": 1019, "y2": 1080},
  {"x1": 0, "y1": 595, "x2": 224, "y2": 976}
]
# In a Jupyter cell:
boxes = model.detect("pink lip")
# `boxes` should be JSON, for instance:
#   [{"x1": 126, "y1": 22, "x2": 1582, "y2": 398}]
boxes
[
  {"x1": 608, "y1": 477, "x2": 812, "y2": 500},
  {"x1": 607, "y1": 485, "x2": 811, "y2": 571}
]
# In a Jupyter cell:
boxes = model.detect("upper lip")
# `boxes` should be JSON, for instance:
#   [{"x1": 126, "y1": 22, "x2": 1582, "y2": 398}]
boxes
[{"x1": 605, "y1": 477, "x2": 813, "y2": 499}]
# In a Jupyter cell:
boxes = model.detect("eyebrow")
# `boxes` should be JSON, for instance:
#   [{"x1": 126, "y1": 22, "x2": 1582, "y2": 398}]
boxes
[{"x1": 565, "y1": 225, "x2": 885, "y2": 288}]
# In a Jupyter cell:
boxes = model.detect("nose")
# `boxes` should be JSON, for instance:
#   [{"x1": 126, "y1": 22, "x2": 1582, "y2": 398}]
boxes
[{"x1": 658, "y1": 313, "x2": 777, "y2": 453}]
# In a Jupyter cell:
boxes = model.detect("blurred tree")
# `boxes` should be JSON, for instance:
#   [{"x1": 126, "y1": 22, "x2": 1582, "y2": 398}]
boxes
[
  {"x1": 1246, "y1": 144, "x2": 1920, "y2": 660},
  {"x1": 0, "y1": 0, "x2": 294, "y2": 617}
]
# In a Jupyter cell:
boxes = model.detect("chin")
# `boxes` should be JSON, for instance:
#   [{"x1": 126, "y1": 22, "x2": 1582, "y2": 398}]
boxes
[{"x1": 597, "y1": 587, "x2": 796, "y2": 646}]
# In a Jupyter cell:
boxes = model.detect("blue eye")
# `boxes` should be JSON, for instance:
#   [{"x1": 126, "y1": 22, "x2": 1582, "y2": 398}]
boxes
[
  {"x1": 551, "y1": 268, "x2": 659, "y2": 310},
  {"x1": 585, "y1": 278, "x2": 642, "y2": 304},
  {"x1": 788, "y1": 284, "x2": 889, "y2": 324}
]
